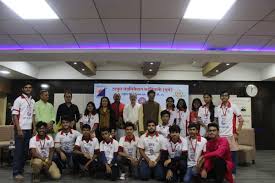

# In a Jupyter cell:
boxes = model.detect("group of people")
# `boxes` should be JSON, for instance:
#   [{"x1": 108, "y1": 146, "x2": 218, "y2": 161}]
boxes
[{"x1": 11, "y1": 81, "x2": 244, "y2": 183}]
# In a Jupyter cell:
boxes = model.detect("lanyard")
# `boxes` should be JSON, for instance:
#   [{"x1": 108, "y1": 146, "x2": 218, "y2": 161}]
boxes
[
  {"x1": 221, "y1": 106, "x2": 228, "y2": 116},
  {"x1": 189, "y1": 137, "x2": 198, "y2": 154},
  {"x1": 204, "y1": 107, "x2": 209, "y2": 116},
  {"x1": 22, "y1": 95, "x2": 32, "y2": 108},
  {"x1": 170, "y1": 141, "x2": 179, "y2": 152},
  {"x1": 40, "y1": 139, "x2": 46, "y2": 149}
]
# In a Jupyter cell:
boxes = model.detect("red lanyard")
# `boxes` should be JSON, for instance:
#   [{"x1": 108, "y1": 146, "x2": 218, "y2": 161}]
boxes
[
  {"x1": 221, "y1": 106, "x2": 228, "y2": 116},
  {"x1": 170, "y1": 141, "x2": 179, "y2": 152},
  {"x1": 189, "y1": 137, "x2": 198, "y2": 153},
  {"x1": 22, "y1": 95, "x2": 32, "y2": 108},
  {"x1": 40, "y1": 139, "x2": 46, "y2": 149}
]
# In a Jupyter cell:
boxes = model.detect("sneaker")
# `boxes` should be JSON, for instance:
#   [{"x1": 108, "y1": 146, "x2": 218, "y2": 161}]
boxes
[
  {"x1": 32, "y1": 174, "x2": 40, "y2": 183},
  {"x1": 119, "y1": 173, "x2": 126, "y2": 180},
  {"x1": 14, "y1": 174, "x2": 24, "y2": 181}
]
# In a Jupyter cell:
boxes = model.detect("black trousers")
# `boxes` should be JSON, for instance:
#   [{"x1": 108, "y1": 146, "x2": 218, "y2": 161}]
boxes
[
  {"x1": 72, "y1": 153, "x2": 98, "y2": 175},
  {"x1": 96, "y1": 163, "x2": 119, "y2": 181},
  {"x1": 207, "y1": 157, "x2": 227, "y2": 183}
]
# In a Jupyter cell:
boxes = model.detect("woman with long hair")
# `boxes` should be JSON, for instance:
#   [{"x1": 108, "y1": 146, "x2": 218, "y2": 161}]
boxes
[
  {"x1": 176, "y1": 98, "x2": 190, "y2": 137},
  {"x1": 97, "y1": 97, "x2": 116, "y2": 139},
  {"x1": 79, "y1": 101, "x2": 99, "y2": 133},
  {"x1": 190, "y1": 98, "x2": 202, "y2": 123},
  {"x1": 165, "y1": 97, "x2": 177, "y2": 126},
  {"x1": 198, "y1": 93, "x2": 215, "y2": 136}
]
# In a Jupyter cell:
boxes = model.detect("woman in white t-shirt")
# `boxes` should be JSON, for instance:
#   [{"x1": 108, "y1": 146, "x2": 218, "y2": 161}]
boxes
[
  {"x1": 79, "y1": 101, "x2": 99, "y2": 134},
  {"x1": 197, "y1": 93, "x2": 215, "y2": 137}
]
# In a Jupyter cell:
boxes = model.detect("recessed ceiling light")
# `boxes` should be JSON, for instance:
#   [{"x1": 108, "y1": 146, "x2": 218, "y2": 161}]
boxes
[
  {"x1": 41, "y1": 83, "x2": 49, "y2": 89},
  {"x1": 82, "y1": 68, "x2": 85, "y2": 71},
  {"x1": 226, "y1": 63, "x2": 230, "y2": 66},
  {"x1": 216, "y1": 69, "x2": 219, "y2": 73},
  {"x1": 1, "y1": 0, "x2": 59, "y2": 19},
  {"x1": 184, "y1": 0, "x2": 236, "y2": 20},
  {"x1": 149, "y1": 69, "x2": 153, "y2": 72},
  {"x1": 73, "y1": 62, "x2": 77, "y2": 65},
  {"x1": 150, "y1": 62, "x2": 154, "y2": 65},
  {"x1": 0, "y1": 70, "x2": 10, "y2": 74}
]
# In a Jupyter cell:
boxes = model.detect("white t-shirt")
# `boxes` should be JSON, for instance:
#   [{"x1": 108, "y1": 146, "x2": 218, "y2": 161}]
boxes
[
  {"x1": 215, "y1": 102, "x2": 242, "y2": 137},
  {"x1": 75, "y1": 135, "x2": 100, "y2": 157},
  {"x1": 79, "y1": 113, "x2": 99, "y2": 128},
  {"x1": 166, "y1": 109, "x2": 177, "y2": 126},
  {"x1": 12, "y1": 94, "x2": 35, "y2": 130},
  {"x1": 118, "y1": 135, "x2": 139, "y2": 158},
  {"x1": 55, "y1": 129, "x2": 81, "y2": 153},
  {"x1": 175, "y1": 109, "x2": 190, "y2": 137},
  {"x1": 156, "y1": 124, "x2": 170, "y2": 138},
  {"x1": 29, "y1": 135, "x2": 54, "y2": 158},
  {"x1": 100, "y1": 139, "x2": 119, "y2": 164},
  {"x1": 185, "y1": 136, "x2": 207, "y2": 167},
  {"x1": 198, "y1": 105, "x2": 212, "y2": 136},
  {"x1": 137, "y1": 133, "x2": 165, "y2": 161},
  {"x1": 123, "y1": 103, "x2": 141, "y2": 125},
  {"x1": 163, "y1": 137, "x2": 188, "y2": 159}
]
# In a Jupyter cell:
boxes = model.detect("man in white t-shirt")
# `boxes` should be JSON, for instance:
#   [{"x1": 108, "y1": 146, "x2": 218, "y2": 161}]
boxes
[
  {"x1": 73, "y1": 124, "x2": 100, "y2": 176},
  {"x1": 123, "y1": 93, "x2": 141, "y2": 136},
  {"x1": 29, "y1": 122, "x2": 61, "y2": 182},
  {"x1": 12, "y1": 82, "x2": 36, "y2": 181},
  {"x1": 156, "y1": 110, "x2": 170, "y2": 138},
  {"x1": 98, "y1": 128, "x2": 120, "y2": 181},
  {"x1": 162, "y1": 125, "x2": 188, "y2": 183},
  {"x1": 118, "y1": 122, "x2": 140, "y2": 179},
  {"x1": 138, "y1": 120, "x2": 165, "y2": 181},
  {"x1": 184, "y1": 123, "x2": 207, "y2": 183},
  {"x1": 54, "y1": 116, "x2": 81, "y2": 172},
  {"x1": 214, "y1": 90, "x2": 244, "y2": 176}
]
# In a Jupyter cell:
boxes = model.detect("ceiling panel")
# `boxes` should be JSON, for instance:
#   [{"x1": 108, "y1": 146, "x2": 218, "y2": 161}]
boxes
[
  {"x1": 246, "y1": 21, "x2": 275, "y2": 36},
  {"x1": 173, "y1": 34, "x2": 207, "y2": 49},
  {"x1": 47, "y1": 0, "x2": 99, "y2": 18},
  {"x1": 63, "y1": 19, "x2": 105, "y2": 33},
  {"x1": 205, "y1": 35, "x2": 240, "y2": 49},
  {"x1": 262, "y1": 38, "x2": 275, "y2": 50},
  {"x1": 42, "y1": 34, "x2": 78, "y2": 48},
  {"x1": 223, "y1": 0, "x2": 275, "y2": 20},
  {"x1": 141, "y1": 34, "x2": 174, "y2": 48},
  {"x1": 11, "y1": 35, "x2": 47, "y2": 48},
  {"x1": 0, "y1": 35, "x2": 20, "y2": 48},
  {"x1": 74, "y1": 34, "x2": 109, "y2": 48},
  {"x1": 28, "y1": 20, "x2": 70, "y2": 34},
  {"x1": 0, "y1": 20, "x2": 36, "y2": 34},
  {"x1": 108, "y1": 34, "x2": 140, "y2": 48},
  {"x1": 0, "y1": 2, "x2": 19, "y2": 20},
  {"x1": 103, "y1": 19, "x2": 140, "y2": 34},
  {"x1": 142, "y1": 0, "x2": 187, "y2": 18},
  {"x1": 177, "y1": 20, "x2": 218, "y2": 34},
  {"x1": 212, "y1": 20, "x2": 256, "y2": 35},
  {"x1": 94, "y1": 0, "x2": 140, "y2": 18},
  {"x1": 142, "y1": 19, "x2": 180, "y2": 33},
  {"x1": 234, "y1": 36, "x2": 272, "y2": 49}
]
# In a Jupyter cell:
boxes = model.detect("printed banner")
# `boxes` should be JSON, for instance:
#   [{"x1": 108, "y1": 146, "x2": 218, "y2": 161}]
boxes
[{"x1": 94, "y1": 83, "x2": 189, "y2": 109}]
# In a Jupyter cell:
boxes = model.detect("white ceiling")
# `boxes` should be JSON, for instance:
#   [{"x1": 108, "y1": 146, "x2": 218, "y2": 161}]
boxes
[{"x1": 0, "y1": 0, "x2": 275, "y2": 50}]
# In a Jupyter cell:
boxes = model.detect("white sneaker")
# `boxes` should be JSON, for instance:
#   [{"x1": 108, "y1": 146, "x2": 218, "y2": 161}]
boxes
[{"x1": 119, "y1": 173, "x2": 126, "y2": 180}]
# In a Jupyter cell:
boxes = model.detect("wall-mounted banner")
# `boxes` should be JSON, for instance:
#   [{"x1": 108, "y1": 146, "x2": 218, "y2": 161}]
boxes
[{"x1": 94, "y1": 83, "x2": 189, "y2": 109}]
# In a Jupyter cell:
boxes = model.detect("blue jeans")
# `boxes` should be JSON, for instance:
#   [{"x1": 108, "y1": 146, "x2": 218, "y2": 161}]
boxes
[
  {"x1": 184, "y1": 166, "x2": 198, "y2": 183},
  {"x1": 231, "y1": 151, "x2": 237, "y2": 175},
  {"x1": 53, "y1": 152, "x2": 74, "y2": 172},
  {"x1": 13, "y1": 130, "x2": 32, "y2": 176},
  {"x1": 139, "y1": 160, "x2": 164, "y2": 181}
]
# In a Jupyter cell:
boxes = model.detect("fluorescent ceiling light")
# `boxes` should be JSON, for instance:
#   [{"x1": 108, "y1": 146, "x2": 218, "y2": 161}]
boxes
[
  {"x1": 0, "y1": 70, "x2": 10, "y2": 74},
  {"x1": 41, "y1": 83, "x2": 49, "y2": 89},
  {"x1": 1, "y1": 0, "x2": 59, "y2": 19},
  {"x1": 184, "y1": 0, "x2": 236, "y2": 20}
]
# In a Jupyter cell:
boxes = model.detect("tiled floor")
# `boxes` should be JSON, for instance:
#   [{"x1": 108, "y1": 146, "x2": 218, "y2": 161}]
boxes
[{"x1": 0, "y1": 150, "x2": 274, "y2": 183}]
